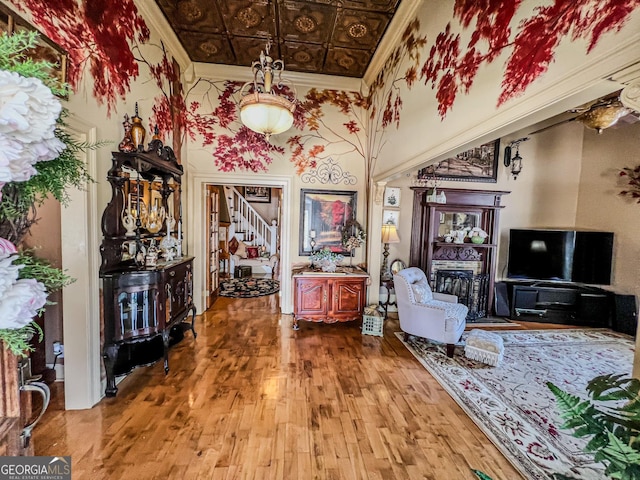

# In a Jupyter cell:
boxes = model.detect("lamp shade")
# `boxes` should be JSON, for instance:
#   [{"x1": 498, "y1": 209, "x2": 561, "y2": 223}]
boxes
[
  {"x1": 381, "y1": 223, "x2": 400, "y2": 244},
  {"x1": 239, "y1": 92, "x2": 295, "y2": 139}
]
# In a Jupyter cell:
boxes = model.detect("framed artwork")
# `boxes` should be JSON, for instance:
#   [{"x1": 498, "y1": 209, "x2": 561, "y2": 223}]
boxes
[
  {"x1": 299, "y1": 189, "x2": 357, "y2": 255},
  {"x1": 383, "y1": 210, "x2": 400, "y2": 227},
  {"x1": 418, "y1": 139, "x2": 500, "y2": 182},
  {"x1": 245, "y1": 186, "x2": 271, "y2": 203},
  {"x1": 383, "y1": 187, "x2": 401, "y2": 207},
  {"x1": 0, "y1": 3, "x2": 68, "y2": 89}
]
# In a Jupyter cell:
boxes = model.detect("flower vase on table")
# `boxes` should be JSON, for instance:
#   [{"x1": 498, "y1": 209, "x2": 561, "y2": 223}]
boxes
[{"x1": 310, "y1": 248, "x2": 344, "y2": 272}]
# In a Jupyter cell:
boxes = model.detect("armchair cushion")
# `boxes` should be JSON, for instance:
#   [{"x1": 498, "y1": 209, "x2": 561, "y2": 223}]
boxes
[
  {"x1": 429, "y1": 299, "x2": 468, "y2": 333},
  {"x1": 235, "y1": 241, "x2": 248, "y2": 259},
  {"x1": 411, "y1": 282, "x2": 433, "y2": 303}
]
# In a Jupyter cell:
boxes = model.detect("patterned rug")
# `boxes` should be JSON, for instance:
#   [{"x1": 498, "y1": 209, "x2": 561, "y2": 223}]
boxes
[
  {"x1": 396, "y1": 329, "x2": 635, "y2": 480},
  {"x1": 219, "y1": 277, "x2": 279, "y2": 298}
]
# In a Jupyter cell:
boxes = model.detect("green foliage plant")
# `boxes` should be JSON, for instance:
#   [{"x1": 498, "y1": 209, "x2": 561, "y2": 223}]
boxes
[
  {"x1": 547, "y1": 374, "x2": 640, "y2": 480},
  {"x1": 309, "y1": 247, "x2": 344, "y2": 266}
]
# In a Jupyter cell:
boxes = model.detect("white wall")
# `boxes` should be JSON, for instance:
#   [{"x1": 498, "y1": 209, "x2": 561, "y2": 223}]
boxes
[
  {"x1": 578, "y1": 123, "x2": 640, "y2": 376},
  {"x1": 578, "y1": 123, "x2": 640, "y2": 295}
]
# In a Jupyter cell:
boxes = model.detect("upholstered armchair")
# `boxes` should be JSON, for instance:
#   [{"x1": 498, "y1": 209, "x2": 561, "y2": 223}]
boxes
[{"x1": 394, "y1": 267, "x2": 468, "y2": 357}]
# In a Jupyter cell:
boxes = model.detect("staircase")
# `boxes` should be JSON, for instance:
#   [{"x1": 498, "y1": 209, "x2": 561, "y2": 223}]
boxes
[{"x1": 223, "y1": 186, "x2": 278, "y2": 255}]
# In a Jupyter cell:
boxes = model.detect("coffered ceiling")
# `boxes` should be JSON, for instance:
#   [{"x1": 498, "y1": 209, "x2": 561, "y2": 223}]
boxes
[{"x1": 154, "y1": 0, "x2": 402, "y2": 78}]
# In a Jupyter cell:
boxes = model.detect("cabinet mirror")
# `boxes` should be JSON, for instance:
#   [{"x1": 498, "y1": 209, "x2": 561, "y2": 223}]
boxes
[
  {"x1": 437, "y1": 212, "x2": 480, "y2": 238},
  {"x1": 121, "y1": 168, "x2": 179, "y2": 235}
]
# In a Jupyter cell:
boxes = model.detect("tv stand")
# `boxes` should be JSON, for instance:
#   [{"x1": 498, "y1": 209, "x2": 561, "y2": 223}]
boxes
[{"x1": 504, "y1": 281, "x2": 612, "y2": 327}]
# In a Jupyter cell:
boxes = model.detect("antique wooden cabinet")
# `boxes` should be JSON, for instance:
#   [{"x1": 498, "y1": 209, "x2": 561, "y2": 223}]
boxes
[
  {"x1": 292, "y1": 268, "x2": 369, "y2": 329},
  {"x1": 99, "y1": 141, "x2": 196, "y2": 397},
  {"x1": 101, "y1": 257, "x2": 195, "y2": 396}
]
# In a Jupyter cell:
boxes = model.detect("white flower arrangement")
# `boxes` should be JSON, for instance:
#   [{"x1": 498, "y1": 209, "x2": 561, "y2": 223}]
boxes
[
  {"x1": 0, "y1": 238, "x2": 47, "y2": 330},
  {"x1": 0, "y1": 70, "x2": 65, "y2": 188},
  {"x1": 466, "y1": 227, "x2": 488, "y2": 239}
]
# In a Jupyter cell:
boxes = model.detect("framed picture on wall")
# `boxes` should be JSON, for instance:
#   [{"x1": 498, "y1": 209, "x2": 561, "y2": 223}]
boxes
[
  {"x1": 383, "y1": 187, "x2": 401, "y2": 207},
  {"x1": 383, "y1": 210, "x2": 399, "y2": 227},
  {"x1": 418, "y1": 139, "x2": 500, "y2": 182},
  {"x1": 299, "y1": 189, "x2": 357, "y2": 255},
  {"x1": 245, "y1": 186, "x2": 271, "y2": 203}
]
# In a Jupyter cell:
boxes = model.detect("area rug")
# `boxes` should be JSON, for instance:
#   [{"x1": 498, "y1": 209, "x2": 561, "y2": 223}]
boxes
[
  {"x1": 396, "y1": 329, "x2": 635, "y2": 480},
  {"x1": 219, "y1": 277, "x2": 279, "y2": 298}
]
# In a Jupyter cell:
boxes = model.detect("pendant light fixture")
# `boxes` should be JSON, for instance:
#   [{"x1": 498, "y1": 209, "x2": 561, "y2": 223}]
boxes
[{"x1": 238, "y1": 40, "x2": 297, "y2": 141}]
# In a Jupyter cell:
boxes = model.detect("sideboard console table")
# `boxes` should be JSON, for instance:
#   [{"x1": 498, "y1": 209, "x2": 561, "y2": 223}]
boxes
[
  {"x1": 99, "y1": 141, "x2": 196, "y2": 397},
  {"x1": 292, "y1": 266, "x2": 369, "y2": 329},
  {"x1": 101, "y1": 257, "x2": 196, "y2": 396}
]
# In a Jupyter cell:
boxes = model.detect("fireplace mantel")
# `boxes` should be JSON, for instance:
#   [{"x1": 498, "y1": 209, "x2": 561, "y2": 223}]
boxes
[{"x1": 409, "y1": 188, "x2": 509, "y2": 319}]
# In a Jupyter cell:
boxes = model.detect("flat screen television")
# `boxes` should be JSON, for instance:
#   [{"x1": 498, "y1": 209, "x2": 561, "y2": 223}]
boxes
[{"x1": 507, "y1": 229, "x2": 614, "y2": 285}]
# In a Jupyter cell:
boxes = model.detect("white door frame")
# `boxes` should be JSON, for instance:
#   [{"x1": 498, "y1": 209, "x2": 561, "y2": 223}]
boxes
[
  {"x1": 60, "y1": 116, "x2": 102, "y2": 409},
  {"x1": 188, "y1": 173, "x2": 293, "y2": 314}
]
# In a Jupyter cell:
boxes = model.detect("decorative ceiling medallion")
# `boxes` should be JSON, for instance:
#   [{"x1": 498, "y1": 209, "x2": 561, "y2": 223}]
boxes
[
  {"x1": 347, "y1": 22, "x2": 368, "y2": 39},
  {"x1": 177, "y1": 0, "x2": 204, "y2": 23},
  {"x1": 294, "y1": 15, "x2": 317, "y2": 34},
  {"x1": 293, "y1": 50, "x2": 312, "y2": 63},
  {"x1": 236, "y1": 7, "x2": 262, "y2": 28},
  {"x1": 199, "y1": 41, "x2": 219, "y2": 56},
  {"x1": 301, "y1": 158, "x2": 357, "y2": 185},
  {"x1": 337, "y1": 54, "x2": 355, "y2": 69}
]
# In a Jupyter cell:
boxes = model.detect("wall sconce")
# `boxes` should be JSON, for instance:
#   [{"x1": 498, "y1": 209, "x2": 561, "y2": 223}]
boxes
[{"x1": 504, "y1": 137, "x2": 529, "y2": 180}]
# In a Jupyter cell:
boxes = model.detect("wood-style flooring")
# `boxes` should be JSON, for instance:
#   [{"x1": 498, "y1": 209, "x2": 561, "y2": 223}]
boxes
[{"x1": 33, "y1": 295, "x2": 574, "y2": 479}]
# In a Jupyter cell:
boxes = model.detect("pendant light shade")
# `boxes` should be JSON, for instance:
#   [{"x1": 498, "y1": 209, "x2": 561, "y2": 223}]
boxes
[
  {"x1": 239, "y1": 92, "x2": 295, "y2": 139},
  {"x1": 239, "y1": 41, "x2": 296, "y2": 141}
]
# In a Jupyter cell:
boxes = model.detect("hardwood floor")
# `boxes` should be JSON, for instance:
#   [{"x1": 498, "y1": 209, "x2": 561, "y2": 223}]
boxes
[{"x1": 33, "y1": 296, "x2": 572, "y2": 479}]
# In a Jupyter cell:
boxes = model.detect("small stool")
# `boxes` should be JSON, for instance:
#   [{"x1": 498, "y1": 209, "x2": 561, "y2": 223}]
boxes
[
  {"x1": 234, "y1": 265, "x2": 252, "y2": 278},
  {"x1": 464, "y1": 329, "x2": 504, "y2": 366}
]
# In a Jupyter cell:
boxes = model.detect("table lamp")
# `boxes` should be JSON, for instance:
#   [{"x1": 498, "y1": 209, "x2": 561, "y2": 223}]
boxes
[{"x1": 381, "y1": 223, "x2": 400, "y2": 280}]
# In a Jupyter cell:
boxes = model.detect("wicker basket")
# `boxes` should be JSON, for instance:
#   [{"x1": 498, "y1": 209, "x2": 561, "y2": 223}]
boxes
[{"x1": 362, "y1": 306, "x2": 384, "y2": 337}]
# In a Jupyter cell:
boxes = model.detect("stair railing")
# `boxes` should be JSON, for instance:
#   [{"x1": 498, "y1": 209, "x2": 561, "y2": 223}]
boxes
[{"x1": 224, "y1": 186, "x2": 277, "y2": 255}]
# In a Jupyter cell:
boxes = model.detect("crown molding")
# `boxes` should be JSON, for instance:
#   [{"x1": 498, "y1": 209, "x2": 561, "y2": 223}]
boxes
[
  {"x1": 191, "y1": 63, "x2": 363, "y2": 92},
  {"x1": 363, "y1": 0, "x2": 423, "y2": 87},
  {"x1": 135, "y1": 0, "x2": 192, "y2": 71},
  {"x1": 610, "y1": 61, "x2": 640, "y2": 84}
]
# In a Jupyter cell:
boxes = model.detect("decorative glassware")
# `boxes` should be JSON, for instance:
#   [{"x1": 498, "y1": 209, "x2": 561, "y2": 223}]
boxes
[{"x1": 130, "y1": 102, "x2": 146, "y2": 151}]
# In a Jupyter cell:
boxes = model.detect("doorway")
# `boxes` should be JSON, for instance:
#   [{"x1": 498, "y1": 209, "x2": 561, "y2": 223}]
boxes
[{"x1": 190, "y1": 173, "x2": 293, "y2": 316}]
